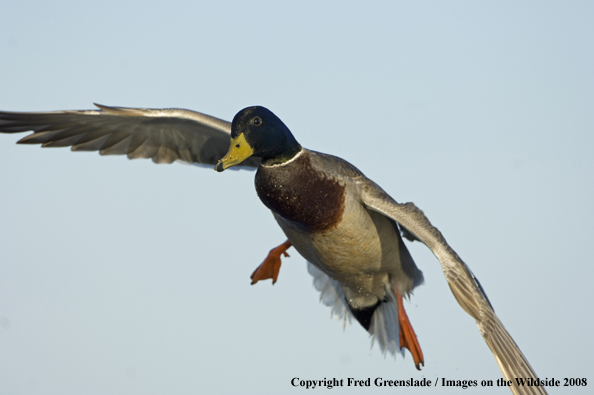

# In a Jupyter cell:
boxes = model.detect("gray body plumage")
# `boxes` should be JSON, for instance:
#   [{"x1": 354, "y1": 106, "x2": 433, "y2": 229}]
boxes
[{"x1": 261, "y1": 149, "x2": 424, "y2": 309}]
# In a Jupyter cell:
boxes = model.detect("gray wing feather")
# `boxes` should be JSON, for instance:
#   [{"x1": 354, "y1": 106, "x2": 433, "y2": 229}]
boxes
[
  {"x1": 361, "y1": 179, "x2": 547, "y2": 395},
  {"x1": 0, "y1": 104, "x2": 260, "y2": 168}
]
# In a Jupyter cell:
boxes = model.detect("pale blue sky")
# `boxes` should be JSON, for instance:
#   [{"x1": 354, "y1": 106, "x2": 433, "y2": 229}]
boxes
[{"x1": 1, "y1": 1, "x2": 592, "y2": 394}]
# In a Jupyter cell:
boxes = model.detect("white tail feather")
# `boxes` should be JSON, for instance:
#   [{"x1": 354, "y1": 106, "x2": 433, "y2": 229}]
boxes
[{"x1": 307, "y1": 262, "x2": 351, "y2": 323}]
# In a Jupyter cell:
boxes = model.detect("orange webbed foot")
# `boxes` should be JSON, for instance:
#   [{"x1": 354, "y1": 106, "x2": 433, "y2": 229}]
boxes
[
  {"x1": 396, "y1": 290, "x2": 425, "y2": 370},
  {"x1": 250, "y1": 240, "x2": 292, "y2": 285}
]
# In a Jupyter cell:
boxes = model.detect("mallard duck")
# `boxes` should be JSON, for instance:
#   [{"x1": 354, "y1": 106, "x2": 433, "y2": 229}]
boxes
[{"x1": 0, "y1": 104, "x2": 546, "y2": 395}]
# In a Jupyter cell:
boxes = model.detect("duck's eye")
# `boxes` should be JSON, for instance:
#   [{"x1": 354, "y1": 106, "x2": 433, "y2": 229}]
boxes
[{"x1": 253, "y1": 116, "x2": 262, "y2": 126}]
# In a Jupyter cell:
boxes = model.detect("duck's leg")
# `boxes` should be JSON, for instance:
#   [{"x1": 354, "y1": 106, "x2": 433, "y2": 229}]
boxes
[
  {"x1": 395, "y1": 290, "x2": 425, "y2": 370},
  {"x1": 250, "y1": 240, "x2": 292, "y2": 285}
]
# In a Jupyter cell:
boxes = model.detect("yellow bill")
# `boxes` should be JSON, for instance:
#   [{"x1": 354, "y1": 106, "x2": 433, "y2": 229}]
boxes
[{"x1": 215, "y1": 133, "x2": 254, "y2": 172}]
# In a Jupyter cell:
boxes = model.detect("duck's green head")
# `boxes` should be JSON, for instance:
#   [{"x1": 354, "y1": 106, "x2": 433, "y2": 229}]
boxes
[{"x1": 215, "y1": 106, "x2": 301, "y2": 172}]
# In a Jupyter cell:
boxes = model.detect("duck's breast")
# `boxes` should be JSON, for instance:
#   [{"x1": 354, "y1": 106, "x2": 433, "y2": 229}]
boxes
[{"x1": 255, "y1": 150, "x2": 347, "y2": 233}]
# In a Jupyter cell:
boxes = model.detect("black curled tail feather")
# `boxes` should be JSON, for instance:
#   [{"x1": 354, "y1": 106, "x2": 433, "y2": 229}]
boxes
[{"x1": 348, "y1": 300, "x2": 382, "y2": 331}]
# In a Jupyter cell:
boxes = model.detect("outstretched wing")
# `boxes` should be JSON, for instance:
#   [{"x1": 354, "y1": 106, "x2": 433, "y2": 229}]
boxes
[
  {"x1": 0, "y1": 104, "x2": 260, "y2": 168},
  {"x1": 361, "y1": 179, "x2": 547, "y2": 395}
]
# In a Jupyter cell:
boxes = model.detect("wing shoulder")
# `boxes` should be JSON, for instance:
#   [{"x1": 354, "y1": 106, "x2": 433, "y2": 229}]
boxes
[{"x1": 307, "y1": 149, "x2": 366, "y2": 181}]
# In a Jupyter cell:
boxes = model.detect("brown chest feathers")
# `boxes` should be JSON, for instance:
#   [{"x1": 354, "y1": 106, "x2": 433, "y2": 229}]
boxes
[{"x1": 255, "y1": 151, "x2": 346, "y2": 233}]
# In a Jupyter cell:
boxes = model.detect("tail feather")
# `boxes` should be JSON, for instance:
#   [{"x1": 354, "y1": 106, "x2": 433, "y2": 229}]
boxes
[
  {"x1": 307, "y1": 262, "x2": 403, "y2": 357},
  {"x1": 369, "y1": 285, "x2": 403, "y2": 357}
]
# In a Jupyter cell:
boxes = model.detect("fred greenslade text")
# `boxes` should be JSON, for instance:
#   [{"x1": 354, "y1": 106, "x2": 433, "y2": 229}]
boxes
[{"x1": 291, "y1": 377, "x2": 431, "y2": 389}]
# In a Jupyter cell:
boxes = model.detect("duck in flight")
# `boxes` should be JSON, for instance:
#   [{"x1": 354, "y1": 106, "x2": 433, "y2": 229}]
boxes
[{"x1": 0, "y1": 104, "x2": 546, "y2": 395}]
